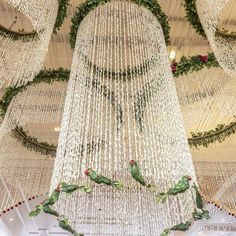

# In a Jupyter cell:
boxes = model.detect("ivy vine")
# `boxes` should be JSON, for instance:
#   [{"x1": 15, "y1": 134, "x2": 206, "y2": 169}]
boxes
[
  {"x1": 188, "y1": 121, "x2": 236, "y2": 149},
  {"x1": 0, "y1": 24, "x2": 38, "y2": 42},
  {"x1": 69, "y1": 0, "x2": 170, "y2": 49},
  {"x1": 183, "y1": 0, "x2": 236, "y2": 40},
  {"x1": 54, "y1": 0, "x2": 70, "y2": 33},
  {"x1": 0, "y1": 0, "x2": 69, "y2": 41}
]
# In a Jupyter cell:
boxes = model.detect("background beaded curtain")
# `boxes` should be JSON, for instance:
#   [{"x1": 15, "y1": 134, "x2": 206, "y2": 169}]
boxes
[
  {"x1": 174, "y1": 67, "x2": 236, "y2": 136},
  {"x1": 196, "y1": 0, "x2": 236, "y2": 77},
  {"x1": 51, "y1": 1, "x2": 197, "y2": 235},
  {"x1": 195, "y1": 161, "x2": 236, "y2": 215},
  {"x1": 0, "y1": 0, "x2": 58, "y2": 87},
  {"x1": 2, "y1": 81, "x2": 67, "y2": 130},
  {"x1": 0, "y1": 129, "x2": 54, "y2": 212}
]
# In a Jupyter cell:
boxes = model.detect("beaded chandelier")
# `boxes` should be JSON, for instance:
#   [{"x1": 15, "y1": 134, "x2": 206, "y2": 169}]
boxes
[
  {"x1": 51, "y1": 1, "x2": 197, "y2": 235},
  {"x1": 196, "y1": 0, "x2": 236, "y2": 77},
  {"x1": 0, "y1": 0, "x2": 58, "y2": 87}
]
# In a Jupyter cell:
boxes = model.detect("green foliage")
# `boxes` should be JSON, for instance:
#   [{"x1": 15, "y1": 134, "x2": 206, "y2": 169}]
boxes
[
  {"x1": 183, "y1": 0, "x2": 206, "y2": 38},
  {"x1": 12, "y1": 126, "x2": 57, "y2": 157},
  {"x1": 173, "y1": 53, "x2": 219, "y2": 78},
  {"x1": 29, "y1": 182, "x2": 91, "y2": 235},
  {"x1": 183, "y1": 0, "x2": 236, "y2": 41},
  {"x1": 0, "y1": 68, "x2": 70, "y2": 118},
  {"x1": 69, "y1": 0, "x2": 170, "y2": 49},
  {"x1": 54, "y1": 0, "x2": 70, "y2": 33},
  {"x1": 0, "y1": 25, "x2": 38, "y2": 42},
  {"x1": 189, "y1": 121, "x2": 236, "y2": 149}
]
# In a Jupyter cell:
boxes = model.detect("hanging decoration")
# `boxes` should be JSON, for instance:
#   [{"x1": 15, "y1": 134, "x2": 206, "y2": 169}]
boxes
[
  {"x1": 49, "y1": 0, "x2": 198, "y2": 235},
  {"x1": 183, "y1": 0, "x2": 236, "y2": 76},
  {"x1": 195, "y1": 161, "x2": 236, "y2": 215},
  {"x1": 0, "y1": 0, "x2": 58, "y2": 87}
]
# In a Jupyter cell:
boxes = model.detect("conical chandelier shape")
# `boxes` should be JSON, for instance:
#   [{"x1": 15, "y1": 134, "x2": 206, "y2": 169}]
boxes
[
  {"x1": 0, "y1": 0, "x2": 58, "y2": 87},
  {"x1": 51, "y1": 1, "x2": 197, "y2": 235}
]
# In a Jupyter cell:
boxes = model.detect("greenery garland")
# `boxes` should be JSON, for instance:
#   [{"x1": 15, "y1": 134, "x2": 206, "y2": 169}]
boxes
[
  {"x1": 54, "y1": 0, "x2": 70, "y2": 33},
  {"x1": 189, "y1": 121, "x2": 236, "y2": 149},
  {"x1": 30, "y1": 164, "x2": 209, "y2": 236},
  {"x1": 0, "y1": 68, "x2": 70, "y2": 118},
  {"x1": 0, "y1": 24, "x2": 38, "y2": 42},
  {"x1": 0, "y1": 0, "x2": 69, "y2": 41},
  {"x1": 172, "y1": 52, "x2": 219, "y2": 78},
  {"x1": 69, "y1": 0, "x2": 170, "y2": 49},
  {"x1": 0, "y1": 56, "x2": 233, "y2": 154},
  {"x1": 183, "y1": 0, "x2": 236, "y2": 40}
]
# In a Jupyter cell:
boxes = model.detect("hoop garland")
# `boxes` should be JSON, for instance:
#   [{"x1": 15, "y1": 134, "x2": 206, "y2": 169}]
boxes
[
  {"x1": 69, "y1": 0, "x2": 170, "y2": 49},
  {"x1": 0, "y1": 0, "x2": 69, "y2": 41},
  {"x1": 183, "y1": 0, "x2": 236, "y2": 40},
  {"x1": 0, "y1": 56, "x2": 233, "y2": 155}
]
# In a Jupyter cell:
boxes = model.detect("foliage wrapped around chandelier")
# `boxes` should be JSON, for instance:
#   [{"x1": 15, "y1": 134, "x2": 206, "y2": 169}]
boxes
[
  {"x1": 196, "y1": 0, "x2": 236, "y2": 77},
  {"x1": 0, "y1": 0, "x2": 58, "y2": 87},
  {"x1": 50, "y1": 1, "x2": 199, "y2": 235}
]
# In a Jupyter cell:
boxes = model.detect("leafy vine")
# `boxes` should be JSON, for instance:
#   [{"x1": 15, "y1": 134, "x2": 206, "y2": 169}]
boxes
[{"x1": 69, "y1": 0, "x2": 170, "y2": 49}]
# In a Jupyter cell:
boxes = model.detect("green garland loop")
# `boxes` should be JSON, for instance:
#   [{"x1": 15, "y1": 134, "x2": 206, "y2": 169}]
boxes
[
  {"x1": 69, "y1": 0, "x2": 170, "y2": 49},
  {"x1": 0, "y1": 0, "x2": 69, "y2": 41},
  {"x1": 0, "y1": 24, "x2": 38, "y2": 42},
  {"x1": 189, "y1": 121, "x2": 236, "y2": 149},
  {"x1": 54, "y1": 0, "x2": 70, "y2": 33},
  {"x1": 183, "y1": 0, "x2": 236, "y2": 40},
  {"x1": 0, "y1": 55, "x2": 233, "y2": 154}
]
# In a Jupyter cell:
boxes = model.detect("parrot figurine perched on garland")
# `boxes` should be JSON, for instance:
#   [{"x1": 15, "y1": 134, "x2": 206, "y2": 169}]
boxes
[
  {"x1": 84, "y1": 168, "x2": 123, "y2": 190},
  {"x1": 157, "y1": 175, "x2": 192, "y2": 203},
  {"x1": 58, "y1": 216, "x2": 84, "y2": 236}
]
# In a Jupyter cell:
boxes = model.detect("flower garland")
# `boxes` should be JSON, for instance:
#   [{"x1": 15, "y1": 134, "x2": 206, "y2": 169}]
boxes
[
  {"x1": 69, "y1": 0, "x2": 170, "y2": 49},
  {"x1": 183, "y1": 0, "x2": 236, "y2": 40},
  {"x1": 172, "y1": 52, "x2": 219, "y2": 77}
]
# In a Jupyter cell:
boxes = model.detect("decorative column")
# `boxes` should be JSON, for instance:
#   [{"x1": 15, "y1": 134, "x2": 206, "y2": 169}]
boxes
[{"x1": 51, "y1": 1, "x2": 197, "y2": 235}]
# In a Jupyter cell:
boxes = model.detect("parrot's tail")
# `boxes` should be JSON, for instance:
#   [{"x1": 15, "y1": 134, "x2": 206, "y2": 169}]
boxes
[
  {"x1": 74, "y1": 233, "x2": 84, "y2": 236},
  {"x1": 156, "y1": 192, "x2": 168, "y2": 204}
]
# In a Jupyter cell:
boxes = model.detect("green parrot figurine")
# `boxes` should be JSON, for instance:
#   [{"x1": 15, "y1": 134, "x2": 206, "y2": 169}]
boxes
[
  {"x1": 192, "y1": 208, "x2": 210, "y2": 220},
  {"x1": 170, "y1": 221, "x2": 192, "y2": 231},
  {"x1": 29, "y1": 204, "x2": 43, "y2": 217},
  {"x1": 42, "y1": 187, "x2": 60, "y2": 207},
  {"x1": 192, "y1": 183, "x2": 210, "y2": 220},
  {"x1": 129, "y1": 160, "x2": 146, "y2": 186},
  {"x1": 84, "y1": 168, "x2": 123, "y2": 190},
  {"x1": 43, "y1": 206, "x2": 59, "y2": 217},
  {"x1": 58, "y1": 216, "x2": 84, "y2": 236},
  {"x1": 157, "y1": 175, "x2": 192, "y2": 203},
  {"x1": 60, "y1": 182, "x2": 92, "y2": 194}
]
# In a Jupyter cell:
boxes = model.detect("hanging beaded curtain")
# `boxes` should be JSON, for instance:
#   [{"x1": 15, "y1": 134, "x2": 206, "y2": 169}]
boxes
[
  {"x1": 194, "y1": 161, "x2": 236, "y2": 215},
  {"x1": 51, "y1": 1, "x2": 197, "y2": 235},
  {"x1": 2, "y1": 81, "x2": 67, "y2": 130},
  {"x1": 196, "y1": 0, "x2": 236, "y2": 77},
  {"x1": 175, "y1": 67, "x2": 236, "y2": 136},
  {"x1": 0, "y1": 129, "x2": 54, "y2": 211},
  {"x1": 0, "y1": 0, "x2": 58, "y2": 87}
]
